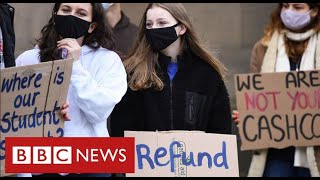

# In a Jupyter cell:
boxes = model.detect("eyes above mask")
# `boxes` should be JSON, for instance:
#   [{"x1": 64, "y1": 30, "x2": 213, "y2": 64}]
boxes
[
  {"x1": 54, "y1": 14, "x2": 92, "y2": 39},
  {"x1": 145, "y1": 23, "x2": 181, "y2": 51},
  {"x1": 280, "y1": 9, "x2": 312, "y2": 30}
]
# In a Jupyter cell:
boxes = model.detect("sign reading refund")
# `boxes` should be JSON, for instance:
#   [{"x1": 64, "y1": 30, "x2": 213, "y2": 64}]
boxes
[{"x1": 125, "y1": 131, "x2": 239, "y2": 177}]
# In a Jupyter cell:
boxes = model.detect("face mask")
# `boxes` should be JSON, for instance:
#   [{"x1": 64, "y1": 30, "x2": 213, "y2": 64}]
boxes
[
  {"x1": 145, "y1": 23, "x2": 181, "y2": 51},
  {"x1": 101, "y1": 3, "x2": 114, "y2": 11},
  {"x1": 54, "y1": 14, "x2": 92, "y2": 39},
  {"x1": 280, "y1": 9, "x2": 311, "y2": 30}
]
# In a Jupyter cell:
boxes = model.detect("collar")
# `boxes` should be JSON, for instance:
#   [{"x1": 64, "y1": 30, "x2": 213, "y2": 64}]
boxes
[
  {"x1": 81, "y1": 44, "x2": 91, "y2": 53},
  {"x1": 114, "y1": 11, "x2": 130, "y2": 30},
  {"x1": 158, "y1": 50, "x2": 198, "y2": 72}
]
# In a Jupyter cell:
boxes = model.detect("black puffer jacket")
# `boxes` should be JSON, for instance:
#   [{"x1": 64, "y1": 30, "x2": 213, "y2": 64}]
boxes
[
  {"x1": 111, "y1": 50, "x2": 232, "y2": 137},
  {"x1": 0, "y1": 3, "x2": 15, "y2": 68}
]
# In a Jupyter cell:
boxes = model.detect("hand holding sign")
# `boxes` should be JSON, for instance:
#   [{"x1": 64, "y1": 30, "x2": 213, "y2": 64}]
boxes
[
  {"x1": 60, "y1": 102, "x2": 70, "y2": 121},
  {"x1": 232, "y1": 110, "x2": 240, "y2": 126}
]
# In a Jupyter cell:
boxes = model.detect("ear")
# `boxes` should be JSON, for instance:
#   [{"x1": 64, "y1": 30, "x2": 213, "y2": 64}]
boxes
[
  {"x1": 177, "y1": 24, "x2": 187, "y2": 36},
  {"x1": 310, "y1": 7, "x2": 319, "y2": 18},
  {"x1": 88, "y1": 22, "x2": 97, "y2": 33}
]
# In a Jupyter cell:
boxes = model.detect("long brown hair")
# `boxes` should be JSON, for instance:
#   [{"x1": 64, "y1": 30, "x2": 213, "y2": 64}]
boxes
[
  {"x1": 36, "y1": 3, "x2": 115, "y2": 62},
  {"x1": 124, "y1": 3, "x2": 227, "y2": 91},
  {"x1": 261, "y1": 3, "x2": 320, "y2": 59}
]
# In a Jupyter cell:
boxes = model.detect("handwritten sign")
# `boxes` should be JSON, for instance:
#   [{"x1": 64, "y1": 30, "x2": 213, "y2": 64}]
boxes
[
  {"x1": 234, "y1": 70, "x2": 320, "y2": 151},
  {"x1": 0, "y1": 59, "x2": 73, "y2": 176},
  {"x1": 124, "y1": 131, "x2": 239, "y2": 177}
]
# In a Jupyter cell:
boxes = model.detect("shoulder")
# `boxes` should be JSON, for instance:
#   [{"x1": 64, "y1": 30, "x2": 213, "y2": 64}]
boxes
[
  {"x1": 15, "y1": 48, "x2": 40, "y2": 66},
  {"x1": 0, "y1": 3, "x2": 14, "y2": 13},
  {"x1": 85, "y1": 46, "x2": 122, "y2": 64},
  {"x1": 188, "y1": 56, "x2": 225, "y2": 94},
  {"x1": 85, "y1": 46, "x2": 125, "y2": 73},
  {"x1": 128, "y1": 22, "x2": 139, "y2": 31},
  {"x1": 122, "y1": 12, "x2": 139, "y2": 31},
  {"x1": 253, "y1": 39, "x2": 267, "y2": 50},
  {"x1": 250, "y1": 39, "x2": 267, "y2": 64},
  {"x1": 192, "y1": 55, "x2": 222, "y2": 81},
  {"x1": 0, "y1": 3, "x2": 14, "y2": 21},
  {"x1": 192, "y1": 59, "x2": 227, "y2": 96},
  {"x1": 96, "y1": 47, "x2": 122, "y2": 64}
]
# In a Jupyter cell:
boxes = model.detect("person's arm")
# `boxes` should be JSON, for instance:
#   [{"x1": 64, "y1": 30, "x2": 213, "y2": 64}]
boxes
[
  {"x1": 71, "y1": 52, "x2": 127, "y2": 124},
  {"x1": 207, "y1": 75, "x2": 232, "y2": 134},
  {"x1": 249, "y1": 41, "x2": 266, "y2": 73},
  {"x1": 110, "y1": 88, "x2": 132, "y2": 137},
  {"x1": 110, "y1": 88, "x2": 144, "y2": 137}
]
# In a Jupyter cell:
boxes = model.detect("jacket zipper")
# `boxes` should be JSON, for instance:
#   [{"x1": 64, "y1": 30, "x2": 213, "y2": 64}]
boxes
[
  {"x1": 189, "y1": 95, "x2": 194, "y2": 121},
  {"x1": 170, "y1": 81, "x2": 174, "y2": 129}
]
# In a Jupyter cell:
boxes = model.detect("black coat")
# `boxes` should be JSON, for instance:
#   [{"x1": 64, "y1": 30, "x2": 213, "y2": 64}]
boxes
[
  {"x1": 0, "y1": 3, "x2": 15, "y2": 68},
  {"x1": 111, "y1": 51, "x2": 231, "y2": 137}
]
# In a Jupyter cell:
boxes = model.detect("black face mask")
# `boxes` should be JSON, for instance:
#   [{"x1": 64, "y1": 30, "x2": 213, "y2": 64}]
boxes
[
  {"x1": 54, "y1": 14, "x2": 92, "y2": 39},
  {"x1": 145, "y1": 23, "x2": 181, "y2": 51}
]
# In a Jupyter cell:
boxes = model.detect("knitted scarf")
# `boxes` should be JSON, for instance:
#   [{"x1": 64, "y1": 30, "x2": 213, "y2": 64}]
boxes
[{"x1": 261, "y1": 29, "x2": 320, "y2": 72}]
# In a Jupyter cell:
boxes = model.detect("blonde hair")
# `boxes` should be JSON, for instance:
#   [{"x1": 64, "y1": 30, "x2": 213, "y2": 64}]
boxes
[{"x1": 124, "y1": 3, "x2": 227, "y2": 91}]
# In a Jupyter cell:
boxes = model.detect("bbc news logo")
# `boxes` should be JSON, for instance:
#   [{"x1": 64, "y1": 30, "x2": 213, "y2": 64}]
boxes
[
  {"x1": 12, "y1": 146, "x2": 72, "y2": 164},
  {"x1": 5, "y1": 137, "x2": 134, "y2": 173}
]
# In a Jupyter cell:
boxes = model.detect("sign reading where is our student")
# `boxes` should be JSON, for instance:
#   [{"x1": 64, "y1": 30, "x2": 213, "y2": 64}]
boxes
[
  {"x1": 234, "y1": 70, "x2": 320, "y2": 151},
  {"x1": 0, "y1": 59, "x2": 73, "y2": 176}
]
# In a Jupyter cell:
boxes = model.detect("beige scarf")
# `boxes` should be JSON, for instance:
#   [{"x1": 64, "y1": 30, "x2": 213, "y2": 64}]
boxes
[
  {"x1": 260, "y1": 29, "x2": 320, "y2": 169},
  {"x1": 261, "y1": 29, "x2": 320, "y2": 72}
]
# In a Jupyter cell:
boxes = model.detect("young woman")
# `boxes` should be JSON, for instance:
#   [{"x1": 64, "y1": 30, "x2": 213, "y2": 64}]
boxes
[
  {"x1": 16, "y1": 3, "x2": 127, "y2": 177},
  {"x1": 233, "y1": 3, "x2": 320, "y2": 177},
  {"x1": 111, "y1": 3, "x2": 231, "y2": 138}
]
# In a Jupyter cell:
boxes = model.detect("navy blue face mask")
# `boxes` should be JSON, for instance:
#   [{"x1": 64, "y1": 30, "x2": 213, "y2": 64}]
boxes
[
  {"x1": 145, "y1": 23, "x2": 181, "y2": 51},
  {"x1": 54, "y1": 14, "x2": 92, "y2": 39}
]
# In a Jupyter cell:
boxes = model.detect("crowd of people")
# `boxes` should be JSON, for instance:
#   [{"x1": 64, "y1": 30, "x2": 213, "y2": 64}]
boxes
[{"x1": 1, "y1": 3, "x2": 319, "y2": 177}]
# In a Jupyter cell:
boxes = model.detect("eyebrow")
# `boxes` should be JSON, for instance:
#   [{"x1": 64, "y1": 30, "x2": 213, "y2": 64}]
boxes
[
  {"x1": 60, "y1": 5, "x2": 89, "y2": 13},
  {"x1": 146, "y1": 18, "x2": 167, "y2": 21},
  {"x1": 156, "y1": 18, "x2": 167, "y2": 21}
]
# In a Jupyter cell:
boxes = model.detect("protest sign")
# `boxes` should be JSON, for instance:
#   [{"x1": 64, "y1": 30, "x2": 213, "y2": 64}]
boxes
[
  {"x1": 125, "y1": 130, "x2": 239, "y2": 177},
  {"x1": 0, "y1": 59, "x2": 72, "y2": 176},
  {"x1": 234, "y1": 70, "x2": 320, "y2": 151}
]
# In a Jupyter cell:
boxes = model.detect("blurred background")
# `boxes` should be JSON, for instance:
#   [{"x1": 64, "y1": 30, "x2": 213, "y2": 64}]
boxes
[{"x1": 11, "y1": 3, "x2": 278, "y2": 177}]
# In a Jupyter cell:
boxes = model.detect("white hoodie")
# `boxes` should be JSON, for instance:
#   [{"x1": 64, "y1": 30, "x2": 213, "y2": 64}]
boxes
[{"x1": 15, "y1": 45, "x2": 127, "y2": 177}]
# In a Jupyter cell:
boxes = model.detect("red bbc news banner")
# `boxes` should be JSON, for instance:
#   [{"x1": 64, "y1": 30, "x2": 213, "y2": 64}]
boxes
[{"x1": 5, "y1": 137, "x2": 135, "y2": 174}]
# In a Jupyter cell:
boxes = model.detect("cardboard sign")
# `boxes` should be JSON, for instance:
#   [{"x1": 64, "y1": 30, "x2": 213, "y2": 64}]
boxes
[
  {"x1": 0, "y1": 59, "x2": 73, "y2": 176},
  {"x1": 234, "y1": 70, "x2": 320, "y2": 151},
  {"x1": 125, "y1": 131, "x2": 239, "y2": 177}
]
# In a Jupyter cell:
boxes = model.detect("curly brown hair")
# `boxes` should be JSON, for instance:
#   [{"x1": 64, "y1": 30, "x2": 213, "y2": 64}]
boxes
[{"x1": 261, "y1": 3, "x2": 320, "y2": 59}]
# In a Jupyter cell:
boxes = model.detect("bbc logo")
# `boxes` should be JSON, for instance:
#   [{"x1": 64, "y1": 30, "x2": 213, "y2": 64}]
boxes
[
  {"x1": 12, "y1": 146, "x2": 72, "y2": 164},
  {"x1": 5, "y1": 137, "x2": 134, "y2": 174}
]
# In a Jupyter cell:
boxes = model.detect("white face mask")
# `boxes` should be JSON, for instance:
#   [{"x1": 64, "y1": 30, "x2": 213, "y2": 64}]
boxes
[
  {"x1": 280, "y1": 9, "x2": 312, "y2": 30},
  {"x1": 101, "y1": 3, "x2": 114, "y2": 11}
]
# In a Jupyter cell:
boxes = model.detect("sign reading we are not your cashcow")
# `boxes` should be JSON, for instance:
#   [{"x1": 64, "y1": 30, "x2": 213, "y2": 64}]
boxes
[{"x1": 234, "y1": 70, "x2": 320, "y2": 150}]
